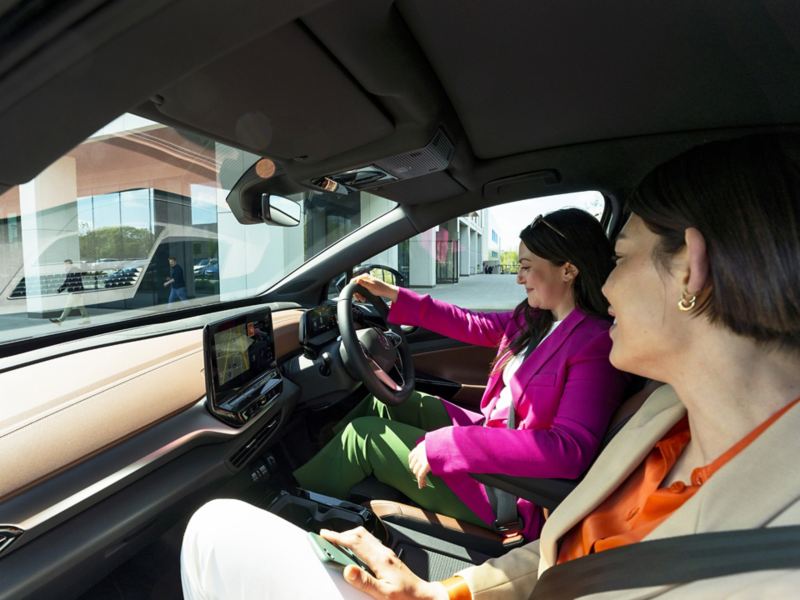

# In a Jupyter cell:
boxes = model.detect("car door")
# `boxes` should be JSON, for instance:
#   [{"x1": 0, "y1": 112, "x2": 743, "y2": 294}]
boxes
[{"x1": 356, "y1": 192, "x2": 609, "y2": 412}]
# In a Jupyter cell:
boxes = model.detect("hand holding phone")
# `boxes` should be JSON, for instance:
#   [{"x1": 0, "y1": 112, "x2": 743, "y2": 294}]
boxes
[{"x1": 307, "y1": 531, "x2": 375, "y2": 577}]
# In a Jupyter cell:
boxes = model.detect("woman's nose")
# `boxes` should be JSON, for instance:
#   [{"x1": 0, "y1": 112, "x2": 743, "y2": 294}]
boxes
[
  {"x1": 601, "y1": 280, "x2": 611, "y2": 301},
  {"x1": 516, "y1": 273, "x2": 524, "y2": 284}
]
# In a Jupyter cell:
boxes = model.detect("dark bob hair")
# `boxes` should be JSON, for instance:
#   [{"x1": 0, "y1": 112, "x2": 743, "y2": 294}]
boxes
[{"x1": 628, "y1": 134, "x2": 800, "y2": 351}]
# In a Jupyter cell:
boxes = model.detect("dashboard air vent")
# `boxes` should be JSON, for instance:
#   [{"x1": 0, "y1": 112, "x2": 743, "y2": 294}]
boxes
[{"x1": 0, "y1": 526, "x2": 23, "y2": 557}]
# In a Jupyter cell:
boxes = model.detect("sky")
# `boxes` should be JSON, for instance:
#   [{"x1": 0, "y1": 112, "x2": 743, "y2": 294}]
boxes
[{"x1": 487, "y1": 191, "x2": 605, "y2": 251}]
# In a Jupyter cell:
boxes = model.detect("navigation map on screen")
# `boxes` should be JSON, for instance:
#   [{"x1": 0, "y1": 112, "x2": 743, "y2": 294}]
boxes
[
  {"x1": 215, "y1": 323, "x2": 253, "y2": 386},
  {"x1": 205, "y1": 308, "x2": 275, "y2": 409}
]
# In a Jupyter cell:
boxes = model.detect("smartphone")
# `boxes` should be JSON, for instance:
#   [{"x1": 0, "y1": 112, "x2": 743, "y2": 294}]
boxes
[{"x1": 307, "y1": 531, "x2": 375, "y2": 576}]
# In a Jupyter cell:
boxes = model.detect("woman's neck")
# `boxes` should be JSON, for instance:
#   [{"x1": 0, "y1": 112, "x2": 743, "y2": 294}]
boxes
[
  {"x1": 664, "y1": 327, "x2": 800, "y2": 477},
  {"x1": 551, "y1": 296, "x2": 576, "y2": 321}
]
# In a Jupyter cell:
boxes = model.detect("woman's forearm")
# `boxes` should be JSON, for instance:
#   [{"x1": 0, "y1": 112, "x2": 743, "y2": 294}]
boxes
[{"x1": 388, "y1": 288, "x2": 513, "y2": 348}]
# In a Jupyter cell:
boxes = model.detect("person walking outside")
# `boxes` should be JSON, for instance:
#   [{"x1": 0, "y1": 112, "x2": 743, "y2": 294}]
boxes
[
  {"x1": 164, "y1": 256, "x2": 188, "y2": 303},
  {"x1": 50, "y1": 259, "x2": 89, "y2": 324}
]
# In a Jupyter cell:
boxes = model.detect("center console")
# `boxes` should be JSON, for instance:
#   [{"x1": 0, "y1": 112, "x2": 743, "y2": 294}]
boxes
[
  {"x1": 266, "y1": 489, "x2": 491, "y2": 581},
  {"x1": 268, "y1": 489, "x2": 379, "y2": 535}
]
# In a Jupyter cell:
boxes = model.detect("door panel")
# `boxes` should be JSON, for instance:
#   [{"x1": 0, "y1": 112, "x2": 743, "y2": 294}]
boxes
[{"x1": 406, "y1": 327, "x2": 496, "y2": 411}]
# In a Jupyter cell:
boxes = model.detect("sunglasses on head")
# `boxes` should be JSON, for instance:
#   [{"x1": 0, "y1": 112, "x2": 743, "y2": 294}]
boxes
[{"x1": 530, "y1": 214, "x2": 567, "y2": 239}]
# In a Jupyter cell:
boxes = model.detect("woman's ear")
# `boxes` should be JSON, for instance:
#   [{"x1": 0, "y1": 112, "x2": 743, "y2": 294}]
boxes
[
  {"x1": 684, "y1": 227, "x2": 710, "y2": 293},
  {"x1": 563, "y1": 262, "x2": 579, "y2": 282}
]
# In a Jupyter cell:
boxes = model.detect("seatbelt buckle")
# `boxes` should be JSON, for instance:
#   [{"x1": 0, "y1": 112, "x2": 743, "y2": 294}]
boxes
[
  {"x1": 500, "y1": 531, "x2": 525, "y2": 548},
  {"x1": 493, "y1": 518, "x2": 525, "y2": 546},
  {"x1": 493, "y1": 518, "x2": 523, "y2": 534}
]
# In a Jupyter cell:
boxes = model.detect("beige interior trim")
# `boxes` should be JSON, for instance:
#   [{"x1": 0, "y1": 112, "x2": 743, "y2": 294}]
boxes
[
  {"x1": 0, "y1": 309, "x2": 303, "y2": 501},
  {"x1": 369, "y1": 500, "x2": 506, "y2": 543},
  {"x1": 273, "y1": 309, "x2": 303, "y2": 357}
]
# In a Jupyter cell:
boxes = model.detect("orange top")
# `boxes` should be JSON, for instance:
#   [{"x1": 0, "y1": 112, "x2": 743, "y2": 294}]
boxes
[
  {"x1": 558, "y1": 396, "x2": 800, "y2": 564},
  {"x1": 441, "y1": 575, "x2": 472, "y2": 600}
]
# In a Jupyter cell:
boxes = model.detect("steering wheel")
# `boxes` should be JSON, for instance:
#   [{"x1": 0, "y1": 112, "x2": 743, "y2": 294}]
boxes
[{"x1": 337, "y1": 281, "x2": 415, "y2": 405}]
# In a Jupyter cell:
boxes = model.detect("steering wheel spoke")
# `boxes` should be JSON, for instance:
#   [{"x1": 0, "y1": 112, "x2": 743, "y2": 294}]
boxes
[{"x1": 365, "y1": 353, "x2": 403, "y2": 391}]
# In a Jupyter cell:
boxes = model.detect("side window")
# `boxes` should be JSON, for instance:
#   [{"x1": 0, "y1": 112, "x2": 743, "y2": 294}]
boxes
[{"x1": 362, "y1": 192, "x2": 606, "y2": 311}]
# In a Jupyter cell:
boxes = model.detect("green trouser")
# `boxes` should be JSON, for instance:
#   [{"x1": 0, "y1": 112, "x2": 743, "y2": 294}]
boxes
[{"x1": 293, "y1": 391, "x2": 484, "y2": 527}]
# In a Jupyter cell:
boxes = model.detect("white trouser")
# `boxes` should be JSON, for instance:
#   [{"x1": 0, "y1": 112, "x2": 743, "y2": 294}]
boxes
[{"x1": 181, "y1": 499, "x2": 373, "y2": 600}]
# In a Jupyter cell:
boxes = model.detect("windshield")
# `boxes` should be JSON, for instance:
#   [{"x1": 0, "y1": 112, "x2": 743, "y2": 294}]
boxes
[{"x1": 0, "y1": 113, "x2": 396, "y2": 347}]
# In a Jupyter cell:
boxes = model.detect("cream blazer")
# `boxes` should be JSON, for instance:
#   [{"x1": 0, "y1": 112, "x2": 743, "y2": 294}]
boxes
[{"x1": 457, "y1": 385, "x2": 800, "y2": 598}]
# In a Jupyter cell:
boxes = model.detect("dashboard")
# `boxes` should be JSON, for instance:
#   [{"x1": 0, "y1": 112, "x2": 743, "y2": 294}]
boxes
[
  {"x1": 0, "y1": 300, "x2": 376, "y2": 596},
  {"x1": 0, "y1": 289, "x2": 422, "y2": 600}
]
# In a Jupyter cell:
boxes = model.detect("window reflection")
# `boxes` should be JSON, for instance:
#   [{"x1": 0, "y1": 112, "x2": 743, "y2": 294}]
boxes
[{"x1": 0, "y1": 113, "x2": 396, "y2": 344}]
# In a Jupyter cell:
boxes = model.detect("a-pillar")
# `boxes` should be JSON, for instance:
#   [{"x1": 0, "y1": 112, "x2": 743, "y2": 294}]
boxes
[{"x1": 19, "y1": 156, "x2": 79, "y2": 316}]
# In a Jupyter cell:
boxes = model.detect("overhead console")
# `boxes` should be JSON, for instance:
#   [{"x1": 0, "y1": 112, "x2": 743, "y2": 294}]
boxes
[
  {"x1": 203, "y1": 307, "x2": 283, "y2": 427},
  {"x1": 311, "y1": 129, "x2": 454, "y2": 193}
]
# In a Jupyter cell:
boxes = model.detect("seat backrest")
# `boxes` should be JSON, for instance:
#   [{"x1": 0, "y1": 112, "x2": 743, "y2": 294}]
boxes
[
  {"x1": 472, "y1": 379, "x2": 664, "y2": 512},
  {"x1": 599, "y1": 379, "x2": 663, "y2": 451}
]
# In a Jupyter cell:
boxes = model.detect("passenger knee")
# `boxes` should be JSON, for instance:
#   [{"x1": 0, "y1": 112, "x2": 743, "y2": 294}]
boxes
[{"x1": 184, "y1": 499, "x2": 251, "y2": 546}]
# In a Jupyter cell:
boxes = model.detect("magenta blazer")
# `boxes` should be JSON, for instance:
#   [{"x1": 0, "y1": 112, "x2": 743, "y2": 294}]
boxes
[{"x1": 387, "y1": 288, "x2": 628, "y2": 540}]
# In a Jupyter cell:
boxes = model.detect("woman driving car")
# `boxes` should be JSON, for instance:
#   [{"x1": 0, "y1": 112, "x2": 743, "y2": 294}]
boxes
[
  {"x1": 292, "y1": 207, "x2": 629, "y2": 541},
  {"x1": 182, "y1": 133, "x2": 800, "y2": 599}
]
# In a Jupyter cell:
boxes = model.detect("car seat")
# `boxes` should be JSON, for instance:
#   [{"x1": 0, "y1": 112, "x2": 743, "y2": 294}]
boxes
[{"x1": 357, "y1": 380, "x2": 663, "y2": 578}]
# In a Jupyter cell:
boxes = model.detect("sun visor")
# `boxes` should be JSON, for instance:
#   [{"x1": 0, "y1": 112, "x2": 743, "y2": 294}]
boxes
[{"x1": 150, "y1": 22, "x2": 393, "y2": 162}]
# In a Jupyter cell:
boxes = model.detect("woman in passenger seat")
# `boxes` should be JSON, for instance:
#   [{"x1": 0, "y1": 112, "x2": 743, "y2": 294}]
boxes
[
  {"x1": 181, "y1": 134, "x2": 800, "y2": 600},
  {"x1": 291, "y1": 207, "x2": 629, "y2": 542}
]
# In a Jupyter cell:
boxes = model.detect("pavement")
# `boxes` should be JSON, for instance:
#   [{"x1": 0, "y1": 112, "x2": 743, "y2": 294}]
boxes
[{"x1": 411, "y1": 273, "x2": 524, "y2": 310}]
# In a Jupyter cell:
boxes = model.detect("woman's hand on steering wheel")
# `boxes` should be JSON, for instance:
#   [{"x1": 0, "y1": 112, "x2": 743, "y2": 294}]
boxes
[
  {"x1": 319, "y1": 527, "x2": 448, "y2": 600},
  {"x1": 351, "y1": 273, "x2": 400, "y2": 303}
]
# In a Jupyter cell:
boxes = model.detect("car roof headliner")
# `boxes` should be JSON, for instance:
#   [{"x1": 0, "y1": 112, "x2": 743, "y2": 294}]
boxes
[{"x1": 1, "y1": 0, "x2": 799, "y2": 213}]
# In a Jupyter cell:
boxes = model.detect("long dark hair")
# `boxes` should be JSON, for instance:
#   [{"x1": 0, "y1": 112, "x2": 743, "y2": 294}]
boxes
[
  {"x1": 628, "y1": 134, "x2": 800, "y2": 351},
  {"x1": 492, "y1": 208, "x2": 614, "y2": 372}
]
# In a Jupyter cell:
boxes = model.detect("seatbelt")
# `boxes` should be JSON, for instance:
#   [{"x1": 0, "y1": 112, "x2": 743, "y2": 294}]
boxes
[
  {"x1": 486, "y1": 338, "x2": 543, "y2": 538},
  {"x1": 530, "y1": 525, "x2": 800, "y2": 599},
  {"x1": 485, "y1": 404, "x2": 524, "y2": 537}
]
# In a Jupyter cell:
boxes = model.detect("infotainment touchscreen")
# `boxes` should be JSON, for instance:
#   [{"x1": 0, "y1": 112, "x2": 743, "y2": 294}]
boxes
[{"x1": 203, "y1": 307, "x2": 277, "y2": 413}]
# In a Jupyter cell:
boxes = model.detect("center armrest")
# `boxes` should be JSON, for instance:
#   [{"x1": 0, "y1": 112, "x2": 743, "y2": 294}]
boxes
[{"x1": 470, "y1": 474, "x2": 579, "y2": 511}]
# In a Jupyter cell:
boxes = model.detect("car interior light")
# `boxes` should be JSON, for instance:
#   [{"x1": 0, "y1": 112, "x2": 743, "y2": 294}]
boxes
[{"x1": 255, "y1": 158, "x2": 276, "y2": 179}]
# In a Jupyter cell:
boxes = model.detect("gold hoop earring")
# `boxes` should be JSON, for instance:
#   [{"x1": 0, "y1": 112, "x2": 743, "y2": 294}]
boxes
[{"x1": 678, "y1": 288, "x2": 697, "y2": 312}]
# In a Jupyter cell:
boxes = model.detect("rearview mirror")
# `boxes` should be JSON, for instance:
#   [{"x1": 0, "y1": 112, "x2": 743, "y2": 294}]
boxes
[{"x1": 261, "y1": 194, "x2": 301, "y2": 227}]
